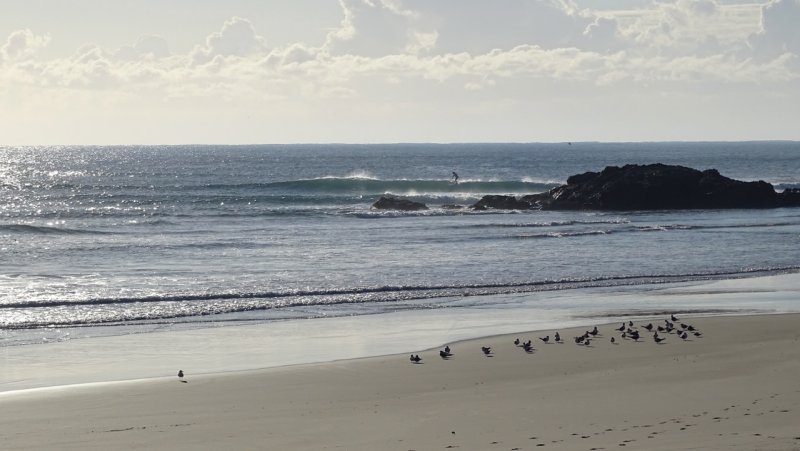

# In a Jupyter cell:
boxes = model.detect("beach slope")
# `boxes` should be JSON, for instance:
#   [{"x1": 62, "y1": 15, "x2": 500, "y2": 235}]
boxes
[{"x1": 1, "y1": 314, "x2": 799, "y2": 450}]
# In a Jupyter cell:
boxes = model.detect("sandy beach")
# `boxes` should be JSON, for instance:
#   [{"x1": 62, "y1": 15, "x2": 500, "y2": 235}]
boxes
[{"x1": 2, "y1": 313, "x2": 799, "y2": 450}]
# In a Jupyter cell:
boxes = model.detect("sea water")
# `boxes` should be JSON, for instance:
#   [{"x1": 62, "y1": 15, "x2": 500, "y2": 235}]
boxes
[{"x1": 1, "y1": 142, "x2": 800, "y2": 348}]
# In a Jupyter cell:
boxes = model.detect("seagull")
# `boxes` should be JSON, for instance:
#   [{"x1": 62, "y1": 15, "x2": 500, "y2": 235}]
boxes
[
  {"x1": 629, "y1": 330, "x2": 640, "y2": 341},
  {"x1": 539, "y1": 335, "x2": 550, "y2": 344},
  {"x1": 522, "y1": 342, "x2": 534, "y2": 353},
  {"x1": 481, "y1": 346, "x2": 492, "y2": 356},
  {"x1": 514, "y1": 338, "x2": 520, "y2": 346},
  {"x1": 643, "y1": 323, "x2": 653, "y2": 331},
  {"x1": 616, "y1": 323, "x2": 626, "y2": 332},
  {"x1": 654, "y1": 334, "x2": 666, "y2": 344}
]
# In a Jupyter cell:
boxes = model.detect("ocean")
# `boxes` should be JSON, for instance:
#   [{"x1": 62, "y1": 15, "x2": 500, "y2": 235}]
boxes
[{"x1": 2, "y1": 142, "x2": 800, "y2": 349}]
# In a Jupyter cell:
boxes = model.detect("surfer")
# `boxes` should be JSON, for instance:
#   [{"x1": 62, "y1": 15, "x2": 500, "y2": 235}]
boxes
[{"x1": 451, "y1": 171, "x2": 459, "y2": 184}]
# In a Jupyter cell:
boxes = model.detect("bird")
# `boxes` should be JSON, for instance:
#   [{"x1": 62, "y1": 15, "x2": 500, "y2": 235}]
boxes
[
  {"x1": 583, "y1": 338, "x2": 592, "y2": 346},
  {"x1": 628, "y1": 320, "x2": 634, "y2": 327},
  {"x1": 410, "y1": 354, "x2": 422, "y2": 363},
  {"x1": 554, "y1": 332, "x2": 562, "y2": 343},
  {"x1": 629, "y1": 330, "x2": 640, "y2": 341},
  {"x1": 680, "y1": 323, "x2": 689, "y2": 330},
  {"x1": 657, "y1": 325, "x2": 666, "y2": 332},
  {"x1": 693, "y1": 331, "x2": 703, "y2": 337},
  {"x1": 522, "y1": 342, "x2": 534, "y2": 353},
  {"x1": 687, "y1": 325, "x2": 696, "y2": 332},
  {"x1": 481, "y1": 346, "x2": 492, "y2": 356},
  {"x1": 539, "y1": 335, "x2": 550, "y2": 344},
  {"x1": 610, "y1": 337, "x2": 616, "y2": 344},
  {"x1": 671, "y1": 314, "x2": 679, "y2": 321},
  {"x1": 654, "y1": 334, "x2": 665, "y2": 344},
  {"x1": 444, "y1": 345, "x2": 451, "y2": 354},
  {"x1": 177, "y1": 370, "x2": 184, "y2": 380},
  {"x1": 514, "y1": 338, "x2": 520, "y2": 346},
  {"x1": 574, "y1": 336, "x2": 584, "y2": 344},
  {"x1": 643, "y1": 323, "x2": 653, "y2": 331},
  {"x1": 523, "y1": 340, "x2": 532, "y2": 348},
  {"x1": 616, "y1": 323, "x2": 626, "y2": 332},
  {"x1": 440, "y1": 350, "x2": 450, "y2": 359},
  {"x1": 589, "y1": 326, "x2": 599, "y2": 336},
  {"x1": 680, "y1": 332, "x2": 689, "y2": 340}
]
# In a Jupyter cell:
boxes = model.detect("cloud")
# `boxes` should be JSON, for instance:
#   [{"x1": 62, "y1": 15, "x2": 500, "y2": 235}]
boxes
[
  {"x1": 1, "y1": 29, "x2": 50, "y2": 63},
  {"x1": 325, "y1": 0, "x2": 421, "y2": 57},
  {"x1": 749, "y1": 0, "x2": 800, "y2": 59},
  {"x1": 114, "y1": 35, "x2": 170, "y2": 61},
  {"x1": 191, "y1": 16, "x2": 268, "y2": 64}
]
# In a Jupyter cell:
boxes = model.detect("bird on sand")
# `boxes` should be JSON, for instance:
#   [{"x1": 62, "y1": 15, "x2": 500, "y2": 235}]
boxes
[
  {"x1": 539, "y1": 335, "x2": 550, "y2": 344},
  {"x1": 514, "y1": 338, "x2": 520, "y2": 346},
  {"x1": 410, "y1": 354, "x2": 422, "y2": 363},
  {"x1": 444, "y1": 345, "x2": 451, "y2": 354},
  {"x1": 671, "y1": 314, "x2": 679, "y2": 321},
  {"x1": 481, "y1": 346, "x2": 492, "y2": 356},
  {"x1": 643, "y1": 323, "x2": 653, "y2": 331},
  {"x1": 178, "y1": 370, "x2": 184, "y2": 379},
  {"x1": 616, "y1": 323, "x2": 626, "y2": 332},
  {"x1": 654, "y1": 334, "x2": 666, "y2": 344},
  {"x1": 610, "y1": 337, "x2": 616, "y2": 344},
  {"x1": 554, "y1": 332, "x2": 562, "y2": 343},
  {"x1": 440, "y1": 350, "x2": 450, "y2": 359}
]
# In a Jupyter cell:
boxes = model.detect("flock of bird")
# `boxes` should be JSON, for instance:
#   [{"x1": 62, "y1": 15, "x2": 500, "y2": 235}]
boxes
[{"x1": 409, "y1": 314, "x2": 704, "y2": 364}]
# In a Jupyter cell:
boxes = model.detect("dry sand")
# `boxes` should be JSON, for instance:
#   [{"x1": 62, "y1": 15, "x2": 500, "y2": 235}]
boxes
[{"x1": 1, "y1": 314, "x2": 799, "y2": 450}]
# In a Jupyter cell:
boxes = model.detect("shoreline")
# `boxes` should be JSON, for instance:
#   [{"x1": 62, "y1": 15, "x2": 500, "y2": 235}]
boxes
[
  {"x1": 2, "y1": 271, "x2": 800, "y2": 394},
  {"x1": 1, "y1": 312, "x2": 799, "y2": 450}
]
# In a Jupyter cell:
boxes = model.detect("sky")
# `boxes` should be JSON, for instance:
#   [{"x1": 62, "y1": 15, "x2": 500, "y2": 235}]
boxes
[{"x1": 1, "y1": 0, "x2": 798, "y2": 144}]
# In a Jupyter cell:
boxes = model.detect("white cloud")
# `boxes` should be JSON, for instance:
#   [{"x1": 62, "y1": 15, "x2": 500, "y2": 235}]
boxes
[
  {"x1": 1, "y1": 29, "x2": 50, "y2": 63},
  {"x1": 749, "y1": 0, "x2": 800, "y2": 59},
  {"x1": 114, "y1": 35, "x2": 170, "y2": 61},
  {"x1": 191, "y1": 16, "x2": 268, "y2": 64}
]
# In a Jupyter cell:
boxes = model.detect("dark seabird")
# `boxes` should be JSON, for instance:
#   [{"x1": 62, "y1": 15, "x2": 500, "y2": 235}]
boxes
[
  {"x1": 671, "y1": 314, "x2": 679, "y2": 321},
  {"x1": 514, "y1": 338, "x2": 520, "y2": 346},
  {"x1": 657, "y1": 325, "x2": 666, "y2": 332},
  {"x1": 584, "y1": 338, "x2": 591, "y2": 346},
  {"x1": 680, "y1": 332, "x2": 689, "y2": 340},
  {"x1": 522, "y1": 342, "x2": 534, "y2": 353},
  {"x1": 440, "y1": 350, "x2": 450, "y2": 359},
  {"x1": 444, "y1": 345, "x2": 451, "y2": 354},
  {"x1": 410, "y1": 354, "x2": 422, "y2": 363},
  {"x1": 554, "y1": 332, "x2": 561, "y2": 342},
  {"x1": 681, "y1": 323, "x2": 688, "y2": 330},
  {"x1": 481, "y1": 346, "x2": 492, "y2": 356},
  {"x1": 687, "y1": 325, "x2": 696, "y2": 331},
  {"x1": 178, "y1": 370, "x2": 184, "y2": 378},
  {"x1": 589, "y1": 327, "x2": 598, "y2": 336},
  {"x1": 616, "y1": 323, "x2": 626, "y2": 332},
  {"x1": 610, "y1": 337, "x2": 616, "y2": 344},
  {"x1": 654, "y1": 334, "x2": 665, "y2": 344},
  {"x1": 539, "y1": 335, "x2": 550, "y2": 344},
  {"x1": 644, "y1": 323, "x2": 653, "y2": 331},
  {"x1": 693, "y1": 331, "x2": 703, "y2": 337}
]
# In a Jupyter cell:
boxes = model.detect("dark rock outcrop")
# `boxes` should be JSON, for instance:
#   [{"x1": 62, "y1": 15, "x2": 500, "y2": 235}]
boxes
[
  {"x1": 471, "y1": 195, "x2": 533, "y2": 210},
  {"x1": 372, "y1": 196, "x2": 428, "y2": 211},
  {"x1": 520, "y1": 163, "x2": 800, "y2": 211}
]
